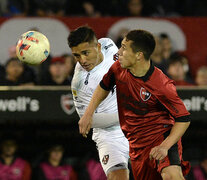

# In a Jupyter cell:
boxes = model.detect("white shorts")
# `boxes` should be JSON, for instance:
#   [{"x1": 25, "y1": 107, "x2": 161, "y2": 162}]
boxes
[{"x1": 92, "y1": 125, "x2": 129, "y2": 175}]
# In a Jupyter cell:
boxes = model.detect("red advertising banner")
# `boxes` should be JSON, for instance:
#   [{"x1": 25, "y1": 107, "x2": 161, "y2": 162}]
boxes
[{"x1": 0, "y1": 17, "x2": 207, "y2": 77}]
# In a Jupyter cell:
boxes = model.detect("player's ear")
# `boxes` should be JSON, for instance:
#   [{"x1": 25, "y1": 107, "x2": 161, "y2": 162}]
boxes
[
  {"x1": 136, "y1": 52, "x2": 142, "y2": 61},
  {"x1": 97, "y1": 42, "x2": 101, "y2": 49},
  {"x1": 97, "y1": 42, "x2": 102, "y2": 52}
]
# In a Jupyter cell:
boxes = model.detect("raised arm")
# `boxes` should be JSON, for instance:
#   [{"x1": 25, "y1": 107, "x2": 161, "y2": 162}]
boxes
[{"x1": 79, "y1": 85, "x2": 110, "y2": 137}]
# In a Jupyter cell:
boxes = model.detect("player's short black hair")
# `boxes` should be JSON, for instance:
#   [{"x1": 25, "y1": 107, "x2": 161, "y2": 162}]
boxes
[
  {"x1": 126, "y1": 29, "x2": 155, "y2": 60},
  {"x1": 68, "y1": 26, "x2": 97, "y2": 48}
]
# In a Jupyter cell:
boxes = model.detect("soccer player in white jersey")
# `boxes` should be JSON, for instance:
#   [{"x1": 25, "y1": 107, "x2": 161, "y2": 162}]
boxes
[{"x1": 68, "y1": 26, "x2": 129, "y2": 180}]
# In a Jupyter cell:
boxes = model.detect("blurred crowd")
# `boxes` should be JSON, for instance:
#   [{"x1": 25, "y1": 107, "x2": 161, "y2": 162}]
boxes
[
  {"x1": 0, "y1": 136, "x2": 206, "y2": 180},
  {"x1": 0, "y1": 52, "x2": 76, "y2": 86},
  {"x1": 1, "y1": 31, "x2": 207, "y2": 87},
  {"x1": 0, "y1": 0, "x2": 207, "y2": 17},
  {"x1": 0, "y1": 136, "x2": 108, "y2": 180}
]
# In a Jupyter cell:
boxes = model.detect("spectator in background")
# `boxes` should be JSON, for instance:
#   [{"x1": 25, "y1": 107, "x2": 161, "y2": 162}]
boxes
[
  {"x1": 0, "y1": 57, "x2": 36, "y2": 86},
  {"x1": 32, "y1": 145, "x2": 77, "y2": 180},
  {"x1": 0, "y1": 138, "x2": 31, "y2": 180},
  {"x1": 82, "y1": 1, "x2": 101, "y2": 17},
  {"x1": 188, "y1": 153, "x2": 207, "y2": 180},
  {"x1": 8, "y1": 45, "x2": 17, "y2": 58},
  {"x1": 151, "y1": 35, "x2": 168, "y2": 74},
  {"x1": 86, "y1": 158, "x2": 107, "y2": 180},
  {"x1": 8, "y1": 45, "x2": 37, "y2": 85},
  {"x1": 0, "y1": 0, "x2": 7, "y2": 16},
  {"x1": 62, "y1": 54, "x2": 76, "y2": 83},
  {"x1": 195, "y1": 66, "x2": 207, "y2": 86},
  {"x1": 167, "y1": 54, "x2": 193, "y2": 86},
  {"x1": 0, "y1": 0, "x2": 29, "y2": 17},
  {"x1": 115, "y1": 28, "x2": 129, "y2": 48},
  {"x1": 39, "y1": 56, "x2": 71, "y2": 85},
  {"x1": 33, "y1": 0, "x2": 67, "y2": 17},
  {"x1": 159, "y1": 33, "x2": 173, "y2": 61},
  {"x1": 127, "y1": 0, "x2": 143, "y2": 16},
  {"x1": 73, "y1": 151, "x2": 106, "y2": 180},
  {"x1": 179, "y1": 54, "x2": 194, "y2": 84}
]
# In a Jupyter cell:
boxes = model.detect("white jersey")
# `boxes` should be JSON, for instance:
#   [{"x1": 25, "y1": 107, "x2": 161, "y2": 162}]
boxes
[
  {"x1": 71, "y1": 38, "x2": 129, "y2": 175},
  {"x1": 71, "y1": 38, "x2": 118, "y2": 117}
]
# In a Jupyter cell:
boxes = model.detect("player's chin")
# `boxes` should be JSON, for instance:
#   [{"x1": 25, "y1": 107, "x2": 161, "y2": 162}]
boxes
[{"x1": 120, "y1": 62, "x2": 126, "y2": 68}]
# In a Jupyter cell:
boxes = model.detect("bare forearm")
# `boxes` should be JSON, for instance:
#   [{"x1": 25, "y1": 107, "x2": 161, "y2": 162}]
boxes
[
  {"x1": 160, "y1": 121, "x2": 190, "y2": 150},
  {"x1": 84, "y1": 85, "x2": 110, "y2": 116}
]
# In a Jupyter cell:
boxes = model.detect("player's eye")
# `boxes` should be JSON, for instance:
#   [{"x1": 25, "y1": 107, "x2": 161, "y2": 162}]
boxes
[
  {"x1": 82, "y1": 51, "x2": 90, "y2": 56},
  {"x1": 121, "y1": 45, "x2": 125, "y2": 50},
  {"x1": 73, "y1": 54, "x2": 80, "y2": 58}
]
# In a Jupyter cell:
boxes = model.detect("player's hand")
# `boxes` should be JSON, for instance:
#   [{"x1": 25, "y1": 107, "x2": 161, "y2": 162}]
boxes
[
  {"x1": 149, "y1": 145, "x2": 168, "y2": 161},
  {"x1": 78, "y1": 114, "x2": 93, "y2": 138}
]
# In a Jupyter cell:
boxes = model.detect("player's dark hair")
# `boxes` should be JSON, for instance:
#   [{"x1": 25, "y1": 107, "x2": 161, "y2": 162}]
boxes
[
  {"x1": 126, "y1": 30, "x2": 155, "y2": 60},
  {"x1": 68, "y1": 26, "x2": 97, "y2": 48}
]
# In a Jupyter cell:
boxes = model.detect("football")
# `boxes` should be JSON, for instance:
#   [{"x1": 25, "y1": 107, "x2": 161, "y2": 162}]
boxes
[{"x1": 16, "y1": 31, "x2": 50, "y2": 65}]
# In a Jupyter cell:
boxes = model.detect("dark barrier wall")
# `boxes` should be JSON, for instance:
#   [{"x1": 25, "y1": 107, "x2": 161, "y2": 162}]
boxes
[{"x1": 0, "y1": 86, "x2": 207, "y2": 121}]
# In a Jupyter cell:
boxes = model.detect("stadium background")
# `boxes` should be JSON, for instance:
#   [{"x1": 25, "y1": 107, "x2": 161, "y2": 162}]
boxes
[{"x1": 0, "y1": 0, "x2": 207, "y2": 179}]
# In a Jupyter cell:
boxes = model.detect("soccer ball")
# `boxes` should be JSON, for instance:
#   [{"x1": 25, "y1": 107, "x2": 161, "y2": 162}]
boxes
[{"x1": 16, "y1": 31, "x2": 50, "y2": 65}]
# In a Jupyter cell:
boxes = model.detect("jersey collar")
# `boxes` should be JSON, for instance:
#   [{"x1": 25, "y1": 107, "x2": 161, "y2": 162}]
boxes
[{"x1": 129, "y1": 60, "x2": 155, "y2": 82}]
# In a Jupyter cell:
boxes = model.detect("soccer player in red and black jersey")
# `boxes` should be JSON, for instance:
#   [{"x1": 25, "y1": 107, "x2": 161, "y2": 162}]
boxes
[{"x1": 79, "y1": 29, "x2": 190, "y2": 180}]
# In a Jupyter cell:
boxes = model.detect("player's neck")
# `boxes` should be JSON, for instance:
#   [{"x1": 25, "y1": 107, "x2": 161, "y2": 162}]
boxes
[{"x1": 130, "y1": 60, "x2": 151, "y2": 77}]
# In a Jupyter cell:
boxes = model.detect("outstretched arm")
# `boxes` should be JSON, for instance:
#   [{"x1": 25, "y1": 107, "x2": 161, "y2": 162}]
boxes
[{"x1": 79, "y1": 85, "x2": 110, "y2": 137}]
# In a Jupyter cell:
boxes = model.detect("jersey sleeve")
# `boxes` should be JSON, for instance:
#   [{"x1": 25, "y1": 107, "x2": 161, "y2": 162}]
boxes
[
  {"x1": 99, "y1": 62, "x2": 117, "y2": 91},
  {"x1": 99, "y1": 38, "x2": 118, "y2": 55},
  {"x1": 158, "y1": 81, "x2": 190, "y2": 122}
]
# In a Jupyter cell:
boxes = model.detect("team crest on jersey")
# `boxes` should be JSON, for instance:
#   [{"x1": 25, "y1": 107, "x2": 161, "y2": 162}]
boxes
[
  {"x1": 72, "y1": 89, "x2": 77, "y2": 96},
  {"x1": 60, "y1": 94, "x2": 76, "y2": 115},
  {"x1": 102, "y1": 154, "x2": 109, "y2": 165},
  {"x1": 113, "y1": 53, "x2": 119, "y2": 61},
  {"x1": 140, "y1": 87, "x2": 151, "y2": 101}
]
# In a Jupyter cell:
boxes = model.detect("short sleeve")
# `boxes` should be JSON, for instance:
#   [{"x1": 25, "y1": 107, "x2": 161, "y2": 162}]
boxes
[
  {"x1": 100, "y1": 62, "x2": 117, "y2": 91},
  {"x1": 158, "y1": 82, "x2": 190, "y2": 122}
]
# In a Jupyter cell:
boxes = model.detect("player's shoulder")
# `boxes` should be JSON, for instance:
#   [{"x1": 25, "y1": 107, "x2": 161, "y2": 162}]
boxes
[
  {"x1": 152, "y1": 67, "x2": 176, "y2": 95},
  {"x1": 98, "y1": 38, "x2": 115, "y2": 47},
  {"x1": 110, "y1": 60, "x2": 122, "y2": 72},
  {"x1": 74, "y1": 62, "x2": 83, "y2": 72},
  {"x1": 98, "y1": 38, "x2": 118, "y2": 54}
]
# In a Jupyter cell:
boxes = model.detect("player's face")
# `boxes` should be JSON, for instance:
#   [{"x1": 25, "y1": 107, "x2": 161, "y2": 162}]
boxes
[
  {"x1": 71, "y1": 41, "x2": 102, "y2": 71},
  {"x1": 118, "y1": 38, "x2": 137, "y2": 69}
]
